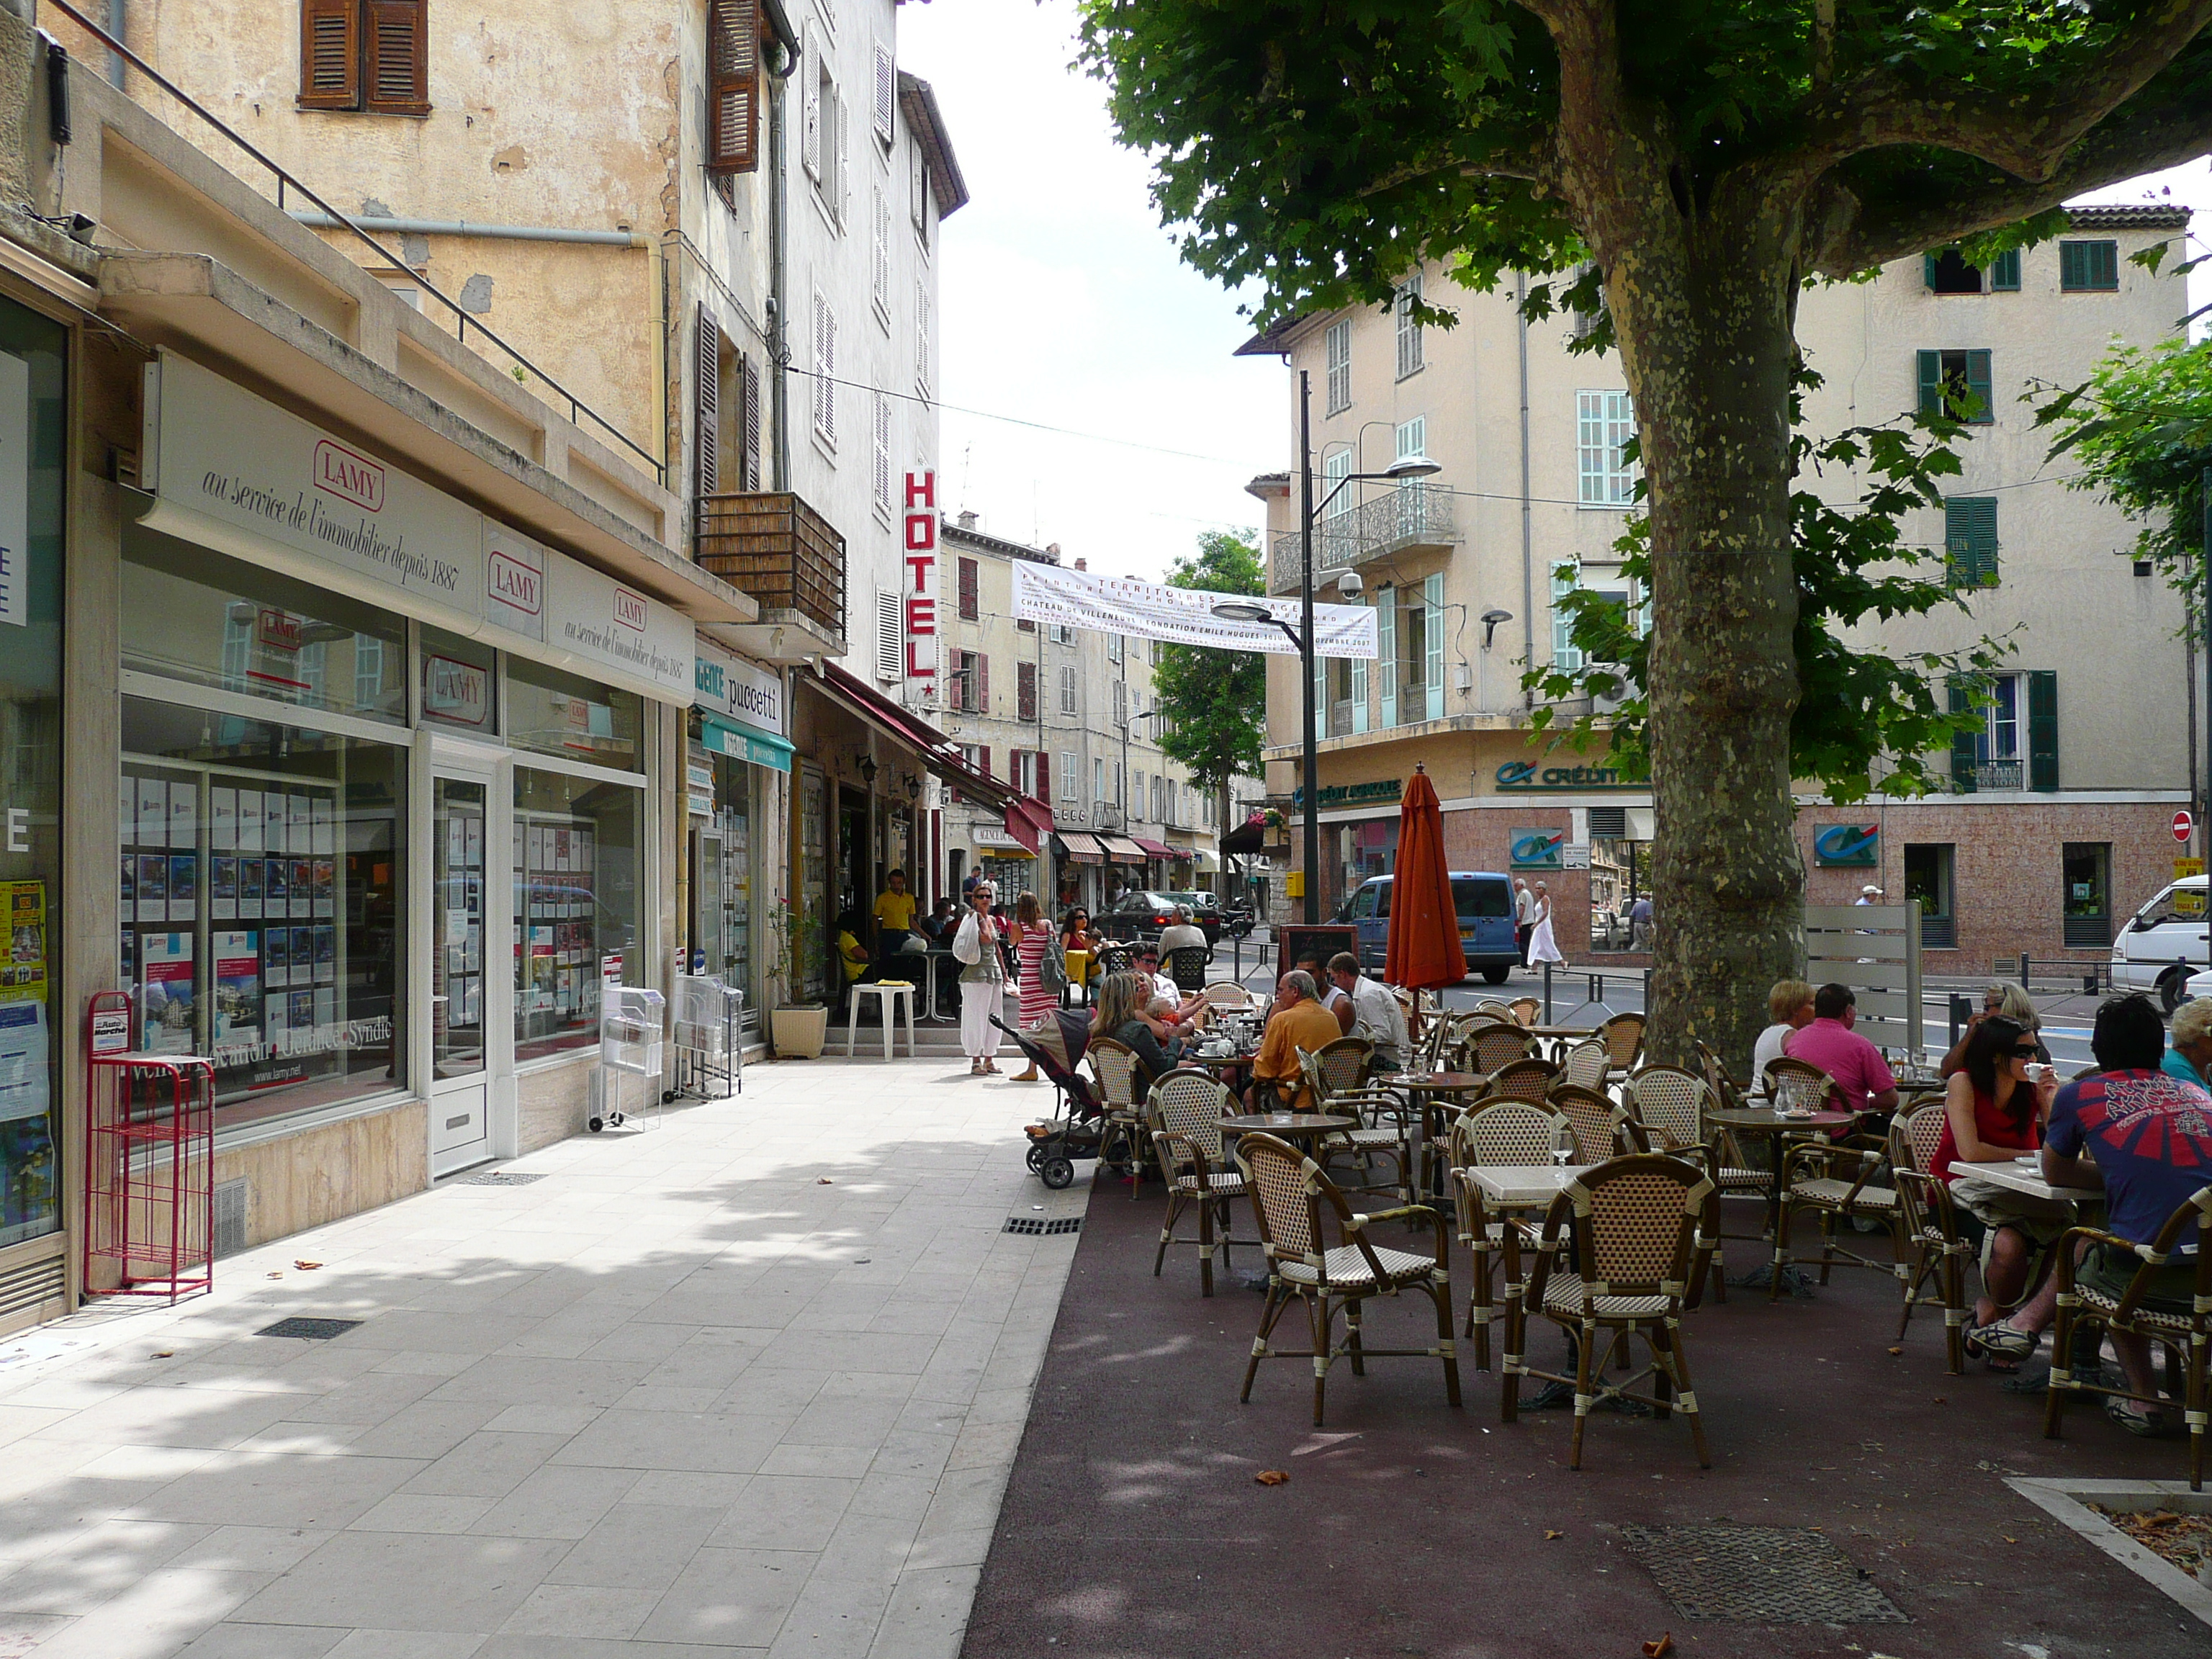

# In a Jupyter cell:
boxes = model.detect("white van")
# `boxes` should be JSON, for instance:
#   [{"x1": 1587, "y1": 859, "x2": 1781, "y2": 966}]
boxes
[{"x1": 2112, "y1": 875, "x2": 2210, "y2": 1010}]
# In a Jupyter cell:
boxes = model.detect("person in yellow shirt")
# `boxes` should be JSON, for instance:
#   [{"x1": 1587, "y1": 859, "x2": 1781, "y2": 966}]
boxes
[
  {"x1": 873, "y1": 869, "x2": 918, "y2": 953},
  {"x1": 1248, "y1": 971, "x2": 1344, "y2": 1111}
]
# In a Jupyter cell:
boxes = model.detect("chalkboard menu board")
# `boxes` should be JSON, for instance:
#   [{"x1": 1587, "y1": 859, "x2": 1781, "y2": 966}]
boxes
[{"x1": 1276, "y1": 925, "x2": 1359, "y2": 986}]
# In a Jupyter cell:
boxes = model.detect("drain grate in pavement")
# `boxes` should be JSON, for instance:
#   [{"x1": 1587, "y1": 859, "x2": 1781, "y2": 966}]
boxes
[
  {"x1": 256, "y1": 1317, "x2": 363, "y2": 1341},
  {"x1": 454, "y1": 1172, "x2": 548, "y2": 1186},
  {"x1": 1004, "y1": 1216, "x2": 1082, "y2": 1236},
  {"x1": 1620, "y1": 1524, "x2": 1907, "y2": 1624}
]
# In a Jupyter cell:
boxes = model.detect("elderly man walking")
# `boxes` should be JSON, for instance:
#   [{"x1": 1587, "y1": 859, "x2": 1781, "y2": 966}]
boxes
[{"x1": 1248, "y1": 971, "x2": 1342, "y2": 1110}]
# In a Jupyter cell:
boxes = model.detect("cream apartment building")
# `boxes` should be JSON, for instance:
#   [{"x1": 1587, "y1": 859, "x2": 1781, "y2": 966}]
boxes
[
  {"x1": 50, "y1": 1, "x2": 1013, "y2": 1022},
  {"x1": 1241, "y1": 206, "x2": 2194, "y2": 969},
  {"x1": 934, "y1": 517, "x2": 1233, "y2": 913}
]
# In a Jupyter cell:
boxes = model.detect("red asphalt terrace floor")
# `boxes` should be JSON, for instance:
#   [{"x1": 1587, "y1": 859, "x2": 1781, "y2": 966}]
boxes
[{"x1": 961, "y1": 1171, "x2": 2205, "y2": 1659}]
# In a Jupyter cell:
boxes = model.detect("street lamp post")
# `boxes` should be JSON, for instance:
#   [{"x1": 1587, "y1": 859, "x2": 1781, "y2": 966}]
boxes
[{"x1": 1213, "y1": 417, "x2": 1439, "y2": 929}]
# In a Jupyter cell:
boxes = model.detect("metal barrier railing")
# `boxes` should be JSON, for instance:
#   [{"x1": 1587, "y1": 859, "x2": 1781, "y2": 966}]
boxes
[{"x1": 40, "y1": 0, "x2": 665, "y2": 487}]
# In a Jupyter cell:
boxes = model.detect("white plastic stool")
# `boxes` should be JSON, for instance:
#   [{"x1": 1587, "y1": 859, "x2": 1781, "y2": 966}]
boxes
[{"x1": 845, "y1": 982, "x2": 915, "y2": 1060}]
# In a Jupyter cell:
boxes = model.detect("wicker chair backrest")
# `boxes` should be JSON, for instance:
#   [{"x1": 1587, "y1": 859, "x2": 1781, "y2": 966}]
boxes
[
  {"x1": 1894, "y1": 1097, "x2": 1948, "y2": 1175},
  {"x1": 1764, "y1": 1056, "x2": 1835, "y2": 1115},
  {"x1": 1570, "y1": 1156, "x2": 1709, "y2": 1296},
  {"x1": 1625, "y1": 1066, "x2": 1709, "y2": 1153},
  {"x1": 1239, "y1": 1132, "x2": 1321, "y2": 1262},
  {"x1": 1506, "y1": 997, "x2": 1542, "y2": 1028},
  {"x1": 1693, "y1": 1039, "x2": 1742, "y2": 1107},
  {"x1": 1202, "y1": 981, "x2": 1250, "y2": 1007},
  {"x1": 1166, "y1": 946, "x2": 1211, "y2": 993},
  {"x1": 1600, "y1": 1012, "x2": 1647, "y2": 1070},
  {"x1": 1452, "y1": 1099, "x2": 1569, "y2": 1168},
  {"x1": 1550, "y1": 1083, "x2": 1626, "y2": 1161},
  {"x1": 1473, "y1": 999, "x2": 1514, "y2": 1017},
  {"x1": 1314, "y1": 1035, "x2": 1373, "y2": 1095},
  {"x1": 1473, "y1": 1025, "x2": 1539, "y2": 1073},
  {"x1": 1489, "y1": 1056, "x2": 1558, "y2": 1105},
  {"x1": 1562, "y1": 1038, "x2": 1611, "y2": 1092},
  {"x1": 1090, "y1": 1038, "x2": 1142, "y2": 1110},
  {"x1": 1151, "y1": 1069, "x2": 1235, "y2": 1160}
]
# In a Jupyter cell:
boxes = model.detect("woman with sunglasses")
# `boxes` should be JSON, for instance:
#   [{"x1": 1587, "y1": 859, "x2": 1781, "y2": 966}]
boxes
[{"x1": 1930, "y1": 1015, "x2": 2069, "y2": 1366}]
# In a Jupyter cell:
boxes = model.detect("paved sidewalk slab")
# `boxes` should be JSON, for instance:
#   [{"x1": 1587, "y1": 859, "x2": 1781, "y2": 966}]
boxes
[{"x1": 0, "y1": 1058, "x2": 1079, "y2": 1659}]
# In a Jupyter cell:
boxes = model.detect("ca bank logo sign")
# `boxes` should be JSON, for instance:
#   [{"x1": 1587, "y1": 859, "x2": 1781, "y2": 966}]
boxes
[
  {"x1": 1510, "y1": 829, "x2": 1565, "y2": 869},
  {"x1": 1813, "y1": 824, "x2": 1880, "y2": 867}
]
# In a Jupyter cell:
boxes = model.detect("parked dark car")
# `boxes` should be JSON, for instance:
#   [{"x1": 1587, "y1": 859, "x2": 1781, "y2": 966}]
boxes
[
  {"x1": 1164, "y1": 891, "x2": 1226, "y2": 945},
  {"x1": 1100, "y1": 889, "x2": 1187, "y2": 945}
]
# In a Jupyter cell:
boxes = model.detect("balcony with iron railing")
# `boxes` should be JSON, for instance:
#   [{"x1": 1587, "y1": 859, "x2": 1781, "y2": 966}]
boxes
[
  {"x1": 695, "y1": 493, "x2": 848, "y2": 660},
  {"x1": 1268, "y1": 482, "x2": 1458, "y2": 594}
]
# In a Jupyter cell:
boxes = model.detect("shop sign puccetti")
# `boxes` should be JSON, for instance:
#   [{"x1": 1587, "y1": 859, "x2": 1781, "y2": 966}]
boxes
[
  {"x1": 1290, "y1": 778, "x2": 1404, "y2": 809},
  {"x1": 1494, "y1": 760, "x2": 1642, "y2": 792}
]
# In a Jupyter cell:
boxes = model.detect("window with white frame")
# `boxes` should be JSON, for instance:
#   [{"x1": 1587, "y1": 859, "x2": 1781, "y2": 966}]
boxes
[
  {"x1": 1395, "y1": 274, "x2": 1424, "y2": 379},
  {"x1": 1058, "y1": 665, "x2": 1076, "y2": 714},
  {"x1": 1395, "y1": 417, "x2": 1426, "y2": 460},
  {"x1": 1325, "y1": 320, "x2": 1352, "y2": 414},
  {"x1": 811, "y1": 289, "x2": 837, "y2": 447},
  {"x1": 1974, "y1": 672, "x2": 2023, "y2": 762},
  {"x1": 1061, "y1": 751, "x2": 1077, "y2": 801},
  {"x1": 909, "y1": 139, "x2": 930, "y2": 248},
  {"x1": 871, "y1": 40, "x2": 894, "y2": 146},
  {"x1": 871, "y1": 188, "x2": 890, "y2": 319},
  {"x1": 1133, "y1": 770, "x2": 1146, "y2": 817},
  {"x1": 1112, "y1": 679, "x2": 1125, "y2": 726},
  {"x1": 1577, "y1": 390, "x2": 1636, "y2": 506},
  {"x1": 1550, "y1": 562, "x2": 1636, "y2": 672},
  {"x1": 915, "y1": 279, "x2": 932, "y2": 397},
  {"x1": 1321, "y1": 447, "x2": 1354, "y2": 518},
  {"x1": 874, "y1": 590, "x2": 901, "y2": 680},
  {"x1": 1108, "y1": 634, "x2": 1123, "y2": 665},
  {"x1": 1093, "y1": 756, "x2": 1105, "y2": 800},
  {"x1": 1151, "y1": 775, "x2": 1164, "y2": 822},
  {"x1": 871, "y1": 392, "x2": 891, "y2": 515},
  {"x1": 803, "y1": 42, "x2": 847, "y2": 222}
]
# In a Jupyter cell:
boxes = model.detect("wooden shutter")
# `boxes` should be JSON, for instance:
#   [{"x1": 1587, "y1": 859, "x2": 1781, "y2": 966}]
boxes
[
  {"x1": 1944, "y1": 497, "x2": 1997, "y2": 588},
  {"x1": 958, "y1": 557, "x2": 979, "y2": 620},
  {"x1": 1036, "y1": 750, "x2": 1050, "y2": 805},
  {"x1": 873, "y1": 41, "x2": 895, "y2": 144},
  {"x1": 1017, "y1": 660, "x2": 1036, "y2": 722},
  {"x1": 739, "y1": 356, "x2": 761, "y2": 491},
  {"x1": 1947, "y1": 676, "x2": 1977, "y2": 791},
  {"x1": 1921, "y1": 253, "x2": 1938, "y2": 291},
  {"x1": 1915, "y1": 350, "x2": 1943, "y2": 418},
  {"x1": 363, "y1": 0, "x2": 429, "y2": 115},
  {"x1": 2028, "y1": 670, "x2": 2059, "y2": 791},
  {"x1": 707, "y1": 0, "x2": 760, "y2": 175},
  {"x1": 977, "y1": 654, "x2": 989, "y2": 714},
  {"x1": 801, "y1": 48, "x2": 822, "y2": 179},
  {"x1": 1965, "y1": 351, "x2": 1993, "y2": 423},
  {"x1": 1990, "y1": 249, "x2": 2020, "y2": 292},
  {"x1": 1376, "y1": 587, "x2": 1395, "y2": 727},
  {"x1": 299, "y1": 0, "x2": 359, "y2": 109},
  {"x1": 693, "y1": 304, "x2": 719, "y2": 498}
]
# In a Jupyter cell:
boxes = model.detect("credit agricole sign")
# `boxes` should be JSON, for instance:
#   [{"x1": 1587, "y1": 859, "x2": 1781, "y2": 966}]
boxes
[
  {"x1": 139, "y1": 350, "x2": 690, "y2": 703},
  {"x1": 1494, "y1": 760, "x2": 1643, "y2": 792}
]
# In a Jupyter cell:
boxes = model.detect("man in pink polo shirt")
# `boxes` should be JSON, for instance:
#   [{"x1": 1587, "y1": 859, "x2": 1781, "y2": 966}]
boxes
[{"x1": 1784, "y1": 983, "x2": 1901, "y2": 1117}]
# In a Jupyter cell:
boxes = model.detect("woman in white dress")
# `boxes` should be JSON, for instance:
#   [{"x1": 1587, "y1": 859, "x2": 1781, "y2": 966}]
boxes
[
  {"x1": 953, "y1": 880, "x2": 1007, "y2": 1076},
  {"x1": 1527, "y1": 881, "x2": 1566, "y2": 966}
]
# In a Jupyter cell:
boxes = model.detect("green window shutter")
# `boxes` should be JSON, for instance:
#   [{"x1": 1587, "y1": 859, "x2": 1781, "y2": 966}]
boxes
[
  {"x1": 1990, "y1": 249, "x2": 2020, "y2": 292},
  {"x1": 1424, "y1": 573, "x2": 1445, "y2": 721},
  {"x1": 1349, "y1": 648, "x2": 1368, "y2": 734},
  {"x1": 2028, "y1": 670, "x2": 2058, "y2": 791},
  {"x1": 1916, "y1": 350, "x2": 1943, "y2": 418},
  {"x1": 2061, "y1": 240, "x2": 2118, "y2": 292},
  {"x1": 1947, "y1": 675, "x2": 1977, "y2": 791},
  {"x1": 1965, "y1": 351, "x2": 1993, "y2": 423},
  {"x1": 1945, "y1": 497, "x2": 1998, "y2": 588},
  {"x1": 1923, "y1": 253, "x2": 1939, "y2": 290},
  {"x1": 1376, "y1": 588, "x2": 1396, "y2": 728}
]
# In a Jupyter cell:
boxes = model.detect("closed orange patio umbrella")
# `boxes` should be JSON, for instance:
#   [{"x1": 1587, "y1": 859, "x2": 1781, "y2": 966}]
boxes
[{"x1": 1385, "y1": 763, "x2": 1465, "y2": 994}]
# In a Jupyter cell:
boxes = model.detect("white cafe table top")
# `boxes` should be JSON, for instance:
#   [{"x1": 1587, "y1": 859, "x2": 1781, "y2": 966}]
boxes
[
  {"x1": 1968, "y1": 1157, "x2": 2104, "y2": 1207},
  {"x1": 1469, "y1": 1165, "x2": 1596, "y2": 1208}
]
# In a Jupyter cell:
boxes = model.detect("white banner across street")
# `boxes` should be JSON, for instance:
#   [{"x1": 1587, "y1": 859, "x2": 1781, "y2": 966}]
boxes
[{"x1": 1010, "y1": 561, "x2": 1377, "y2": 659}]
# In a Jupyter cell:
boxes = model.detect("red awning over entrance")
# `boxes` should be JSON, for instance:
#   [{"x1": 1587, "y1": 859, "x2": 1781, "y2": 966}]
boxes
[
  {"x1": 1055, "y1": 832, "x2": 1106, "y2": 864},
  {"x1": 811, "y1": 662, "x2": 1049, "y2": 850}
]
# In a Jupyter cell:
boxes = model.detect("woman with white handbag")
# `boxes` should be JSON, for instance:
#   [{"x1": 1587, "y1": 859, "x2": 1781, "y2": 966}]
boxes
[{"x1": 953, "y1": 880, "x2": 1007, "y2": 1076}]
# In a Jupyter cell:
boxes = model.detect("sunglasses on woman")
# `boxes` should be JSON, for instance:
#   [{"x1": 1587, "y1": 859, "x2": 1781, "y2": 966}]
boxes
[{"x1": 2008, "y1": 1044, "x2": 2041, "y2": 1059}]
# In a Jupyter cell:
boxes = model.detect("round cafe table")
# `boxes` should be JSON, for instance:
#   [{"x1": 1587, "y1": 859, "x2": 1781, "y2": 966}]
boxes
[
  {"x1": 1376, "y1": 1071, "x2": 1490, "y2": 1195},
  {"x1": 1219, "y1": 1112, "x2": 1356, "y2": 1145},
  {"x1": 1709, "y1": 1105, "x2": 1859, "y2": 1292}
]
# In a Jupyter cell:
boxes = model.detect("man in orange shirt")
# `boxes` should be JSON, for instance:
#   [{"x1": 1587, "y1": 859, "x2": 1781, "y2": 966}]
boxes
[{"x1": 1249, "y1": 971, "x2": 1345, "y2": 1110}]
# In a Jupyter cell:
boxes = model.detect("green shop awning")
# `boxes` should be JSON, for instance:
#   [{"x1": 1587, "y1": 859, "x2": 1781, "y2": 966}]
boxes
[{"x1": 700, "y1": 714, "x2": 793, "y2": 773}]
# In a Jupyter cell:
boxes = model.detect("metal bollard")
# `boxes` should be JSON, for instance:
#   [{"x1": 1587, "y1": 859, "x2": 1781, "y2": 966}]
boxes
[
  {"x1": 1948, "y1": 994, "x2": 1972, "y2": 1053},
  {"x1": 1543, "y1": 963, "x2": 1555, "y2": 1023},
  {"x1": 2018, "y1": 950, "x2": 2031, "y2": 989}
]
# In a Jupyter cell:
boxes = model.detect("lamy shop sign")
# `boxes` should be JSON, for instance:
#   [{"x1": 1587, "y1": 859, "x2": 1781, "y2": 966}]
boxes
[{"x1": 903, "y1": 471, "x2": 938, "y2": 683}]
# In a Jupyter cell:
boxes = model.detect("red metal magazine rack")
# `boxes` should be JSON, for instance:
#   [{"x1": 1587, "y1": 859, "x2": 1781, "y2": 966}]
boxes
[{"x1": 82, "y1": 990, "x2": 215, "y2": 1304}]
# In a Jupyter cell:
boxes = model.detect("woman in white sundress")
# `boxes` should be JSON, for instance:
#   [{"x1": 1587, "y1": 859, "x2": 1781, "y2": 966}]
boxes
[
  {"x1": 953, "y1": 880, "x2": 1007, "y2": 1075},
  {"x1": 1527, "y1": 881, "x2": 1566, "y2": 967}
]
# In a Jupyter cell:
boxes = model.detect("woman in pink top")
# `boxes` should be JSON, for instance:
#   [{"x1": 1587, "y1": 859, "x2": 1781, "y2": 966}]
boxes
[
  {"x1": 1931, "y1": 1017, "x2": 2067, "y2": 1365},
  {"x1": 1009, "y1": 892, "x2": 1056, "y2": 1080}
]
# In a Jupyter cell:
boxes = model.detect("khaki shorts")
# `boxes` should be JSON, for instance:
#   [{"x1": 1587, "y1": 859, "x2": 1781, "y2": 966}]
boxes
[
  {"x1": 1948, "y1": 1174, "x2": 2072, "y2": 1262},
  {"x1": 2077, "y1": 1241, "x2": 2200, "y2": 1316}
]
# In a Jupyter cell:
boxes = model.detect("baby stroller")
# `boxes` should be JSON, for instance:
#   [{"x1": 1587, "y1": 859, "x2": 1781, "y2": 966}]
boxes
[{"x1": 997, "y1": 1007, "x2": 1101, "y2": 1190}]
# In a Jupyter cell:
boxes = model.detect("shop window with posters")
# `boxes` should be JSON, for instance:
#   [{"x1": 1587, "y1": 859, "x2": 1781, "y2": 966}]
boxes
[
  {"x1": 0, "y1": 299, "x2": 63, "y2": 1248},
  {"x1": 420, "y1": 625, "x2": 497, "y2": 734},
  {"x1": 119, "y1": 698, "x2": 404, "y2": 1128},
  {"x1": 508, "y1": 655, "x2": 641, "y2": 772},
  {"x1": 514, "y1": 767, "x2": 639, "y2": 1061}
]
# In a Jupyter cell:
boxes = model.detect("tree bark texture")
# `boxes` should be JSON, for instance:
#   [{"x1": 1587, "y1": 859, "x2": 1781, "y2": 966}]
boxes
[{"x1": 1538, "y1": 4, "x2": 1806, "y2": 1075}]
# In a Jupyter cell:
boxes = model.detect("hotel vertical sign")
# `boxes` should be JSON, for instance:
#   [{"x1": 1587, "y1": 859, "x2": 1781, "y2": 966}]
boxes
[{"x1": 903, "y1": 470, "x2": 938, "y2": 684}]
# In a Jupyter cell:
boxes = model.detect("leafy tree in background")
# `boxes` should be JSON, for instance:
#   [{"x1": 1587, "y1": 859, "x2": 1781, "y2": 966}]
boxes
[
  {"x1": 1151, "y1": 531, "x2": 1269, "y2": 846},
  {"x1": 1079, "y1": 0, "x2": 2212, "y2": 1067},
  {"x1": 2035, "y1": 335, "x2": 2212, "y2": 583}
]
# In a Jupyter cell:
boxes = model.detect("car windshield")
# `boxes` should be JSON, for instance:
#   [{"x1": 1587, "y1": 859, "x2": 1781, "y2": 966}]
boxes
[{"x1": 1452, "y1": 878, "x2": 1513, "y2": 920}]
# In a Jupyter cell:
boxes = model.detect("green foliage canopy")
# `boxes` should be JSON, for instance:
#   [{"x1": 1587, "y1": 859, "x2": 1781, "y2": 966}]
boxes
[
  {"x1": 1149, "y1": 531, "x2": 1269, "y2": 797},
  {"x1": 2036, "y1": 334, "x2": 2212, "y2": 583}
]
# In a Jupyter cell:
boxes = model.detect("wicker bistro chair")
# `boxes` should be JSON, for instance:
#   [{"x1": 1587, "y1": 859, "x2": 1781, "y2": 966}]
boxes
[
  {"x1": 2043, "y1": 1186, "x2": 2212, "y2": 1490},
  {"x1": 1694, "y1": 1039, "x2": 1748, "y2": 1112},
  {"x1": 1770, "y1": 1136, "x2": 1904, "y2": 1300},
  {"x1": 1297, "y1": 1043, "x2": 1414, "y2": 1205},
  {"x1": 1448, "y1": 1100, "x2": 1575, "y2": 1365},
  {"x1": 1622, "y1": 1065, "x2": 1727, "y2": 1301},
  {"x1": 1504, "y1": 1155, "x2": 1722, "y2": 1470},
  {"x1": 1887, "y1": 1100, "x2": 1973, "y2": 1374},
  {"x1": 1599, "y1": 1012, "x2": 1647, "y2": 1071},
  {"x1": 1473, "y1": 999, "x2": 1516, "y2": 1020},
  {"x1": 1560, "y1": 1036, "x2": 1612, "y2": 1094},
  {"x1": 1166, "y1": 945, "x2": 1213, "y2": 995},
  {"x1": 1763, "y1": 1056, "x2": 1838, "y2": 1115},
  {"x1": 1470, "y1": 1022, "x2": 1540, "y2": 1076},
  {"x1": 1506, "y1": 997, "x2": 1542, "y2": 1029},
  {"x1": 1234, "y1": 1130, "x2": 1462, "y2": 1426},
  {"x1": 1089, "y1": 1038, "x2": 1150, "y2": 1196},
  {"x1": 1200, "y1": 980, "x2": 1251, "y2": 1009},
  {"x1": 1550, "y1": 1082, "x2": 1640, "y2": 1164},
  {"x1": 1146, "y1": 1069, "x2": 1254, "y2": 1297},
  {"x1": 1488, "y1": 1056, "x2": 1560, "y2": 1107}
]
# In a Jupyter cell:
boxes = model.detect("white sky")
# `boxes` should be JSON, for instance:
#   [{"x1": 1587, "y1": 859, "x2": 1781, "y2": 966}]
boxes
[{"x1": 898, "y1": 4, "x2": 2211, "y2": 583}]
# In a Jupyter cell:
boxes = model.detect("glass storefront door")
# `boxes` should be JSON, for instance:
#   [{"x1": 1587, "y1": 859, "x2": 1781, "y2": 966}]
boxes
[{"x1": 429, "y1": 773, "x2": 490, "y2": 1173}]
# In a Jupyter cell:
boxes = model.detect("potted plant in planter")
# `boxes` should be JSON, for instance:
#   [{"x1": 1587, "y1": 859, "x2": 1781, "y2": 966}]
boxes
[{"x1": 768, "y1": 899, "x2": 829, "y2": 1058}]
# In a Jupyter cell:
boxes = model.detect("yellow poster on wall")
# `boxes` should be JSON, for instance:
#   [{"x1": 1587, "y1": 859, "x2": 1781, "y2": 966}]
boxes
[{"x1": 0, "y1": 881, "x2": 45, "y2": 1004}]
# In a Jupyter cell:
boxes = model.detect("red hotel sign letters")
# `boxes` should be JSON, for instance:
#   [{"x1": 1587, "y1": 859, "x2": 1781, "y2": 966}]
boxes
[{"x1": 903, "y1": 471, "x2": 938, "y2": 683}]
